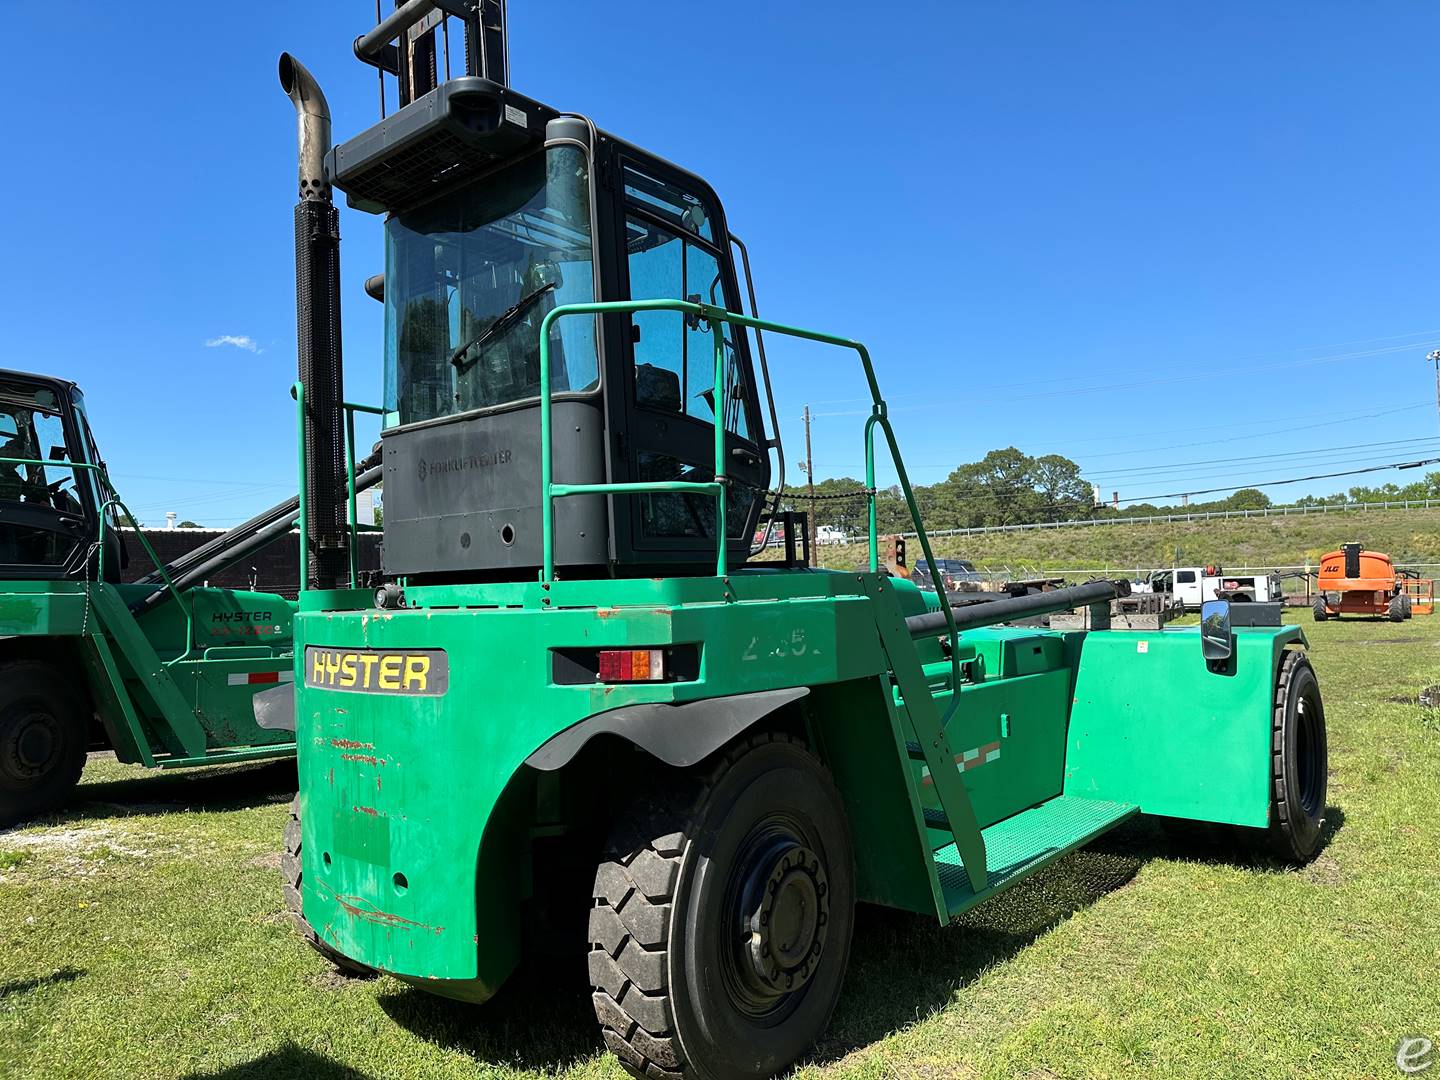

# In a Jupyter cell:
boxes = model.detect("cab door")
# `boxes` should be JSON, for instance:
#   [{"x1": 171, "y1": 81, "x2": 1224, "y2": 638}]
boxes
[
  {"x1": 608, "y1": 155, "x2": 770, "y2": 568},
  {"x1": 0, "y1": 377, "x2": 95, "y2": 580}
]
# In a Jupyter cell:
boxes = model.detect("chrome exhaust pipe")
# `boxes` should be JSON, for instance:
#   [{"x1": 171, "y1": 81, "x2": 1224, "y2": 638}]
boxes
[{"x1": 278, "y1": 52, "x2": 331, "y2": 202}]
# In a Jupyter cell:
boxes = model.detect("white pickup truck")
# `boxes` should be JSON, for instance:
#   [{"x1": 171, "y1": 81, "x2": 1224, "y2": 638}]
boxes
[{"x1": 1146, "y1": 567, "x2": 1282, "y2": 610}]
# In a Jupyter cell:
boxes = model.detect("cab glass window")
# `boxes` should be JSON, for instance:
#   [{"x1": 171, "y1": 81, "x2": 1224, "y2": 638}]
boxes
[
  {"x1": 384, "y1": 145, "x2": 598, "y2": 427},
  {"x1": 0, "y1": 387, "x2": 81, "y2": 517},
  {"x1": 625, "y1": 215, "x2": 750, "y2": 442}
]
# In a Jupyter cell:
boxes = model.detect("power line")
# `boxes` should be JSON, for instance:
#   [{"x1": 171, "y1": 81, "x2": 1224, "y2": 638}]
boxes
[
  {"x1": 1110, "y1": 457, "x2": 1440, "y2": 507},
  {"x1": 801, "y1": 327, "x2": 1440, "y2": 409},
  {"x1": 1082, "y1": 436, "x2": 1440, "y2": 481}
]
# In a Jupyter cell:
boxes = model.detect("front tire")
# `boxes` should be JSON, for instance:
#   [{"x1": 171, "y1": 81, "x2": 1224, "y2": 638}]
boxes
[
  {"x1": 1311, "y1": 597, "x2": 1327, "y2": 622},
  {"x1": 1255, "y1": 651, "x2": 1327, "y2": 864},
  {"x1": 589, "y1": 733, "x2": 855, "y2": 1080},
  {"x1": 281, "y1": 796, "x2": 376, "y2": 978},
  {"x1": 0, "y1": 660, "x2": 88, "y2": 827},
  {"x1": 1388, "y1": 595, "x2": 1406, "y2": 622}
]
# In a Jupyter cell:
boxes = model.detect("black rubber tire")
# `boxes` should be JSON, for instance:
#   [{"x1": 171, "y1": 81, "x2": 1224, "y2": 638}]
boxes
[
  {"x1": 281, "y1": 796, "x2": 377, "y2": 978},
  {"x1": 1388, "y1": 595, "x2": 1406, "y2": 622},
  {"x1": 1253, "y1": 651, "x2": 1327, "y2": 864},
  {"x1": 1401, "y1": 595, "x2": 1414, "y2": 620},
  {"x1": 1311, "y1": 597, "x2": 1327, "y2": 622},
  {"x1": 589, "y1": 733, "x2": 855, "y2": 1080},
  {"x1": 0, "y1": 660, "x2": 88, "y2": 827}
]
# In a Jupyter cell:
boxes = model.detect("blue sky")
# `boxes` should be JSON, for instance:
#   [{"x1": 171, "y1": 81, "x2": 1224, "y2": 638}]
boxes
[{"x1": 3, "y1": 4, "x2": 1438, "y2": 524}]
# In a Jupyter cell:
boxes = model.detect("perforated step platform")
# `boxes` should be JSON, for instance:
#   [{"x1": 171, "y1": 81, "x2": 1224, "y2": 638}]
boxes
[{"x1": 936, "y1": 795, "x2": 1137, "y2": 919}]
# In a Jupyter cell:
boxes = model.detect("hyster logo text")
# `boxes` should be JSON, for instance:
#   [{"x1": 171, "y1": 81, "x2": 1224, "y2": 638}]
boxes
[{"x1": 304, "y1": 647, "x2": 449, "y2": 696}]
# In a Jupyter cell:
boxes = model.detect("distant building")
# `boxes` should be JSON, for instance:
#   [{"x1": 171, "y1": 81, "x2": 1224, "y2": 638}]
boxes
[{"x1": 120, "y1": 528, "x2": 383, "y2": 600}]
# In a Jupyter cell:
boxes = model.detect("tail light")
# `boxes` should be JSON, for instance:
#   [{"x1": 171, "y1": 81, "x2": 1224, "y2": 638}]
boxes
[{"x1": 597, "y1": 649, "x2": 665, "y2": 683}]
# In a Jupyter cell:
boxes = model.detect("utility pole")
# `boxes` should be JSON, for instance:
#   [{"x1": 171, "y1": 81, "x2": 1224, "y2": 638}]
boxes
[
  {"x1": 802, "y1": 405, "x2": 817, "y2": 563},
  {"x1": 1428, "y1": 350, "x2": 1440, "y2": 433}
]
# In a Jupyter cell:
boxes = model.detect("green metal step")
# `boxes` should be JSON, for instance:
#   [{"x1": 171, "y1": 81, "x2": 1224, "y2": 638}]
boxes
[
  {"x1": 935, "y1": 795, "x2": 1137, "y2": 919},
  {"x1": 153, "y1": 743, "x2": 298, "y2": 770}
]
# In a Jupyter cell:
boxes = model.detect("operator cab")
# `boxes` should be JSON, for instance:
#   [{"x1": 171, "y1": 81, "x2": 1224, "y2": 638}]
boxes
[
  {"x1": 331, "y1": 65, "x2": 776, "y2": 584},
  {"x1": 0, "y1": 370, "x2": 121, "y2": 582}
]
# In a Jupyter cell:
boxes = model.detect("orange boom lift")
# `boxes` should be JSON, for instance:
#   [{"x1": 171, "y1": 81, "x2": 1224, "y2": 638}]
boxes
[{"x1": 1312, "y1": 543, "x2": 1433, "y2": 621}]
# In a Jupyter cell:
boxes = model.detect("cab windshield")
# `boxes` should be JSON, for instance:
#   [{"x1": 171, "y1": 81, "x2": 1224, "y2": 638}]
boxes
[{"x1": 383, "y1": 145, "x2": 598, "y2": 427}]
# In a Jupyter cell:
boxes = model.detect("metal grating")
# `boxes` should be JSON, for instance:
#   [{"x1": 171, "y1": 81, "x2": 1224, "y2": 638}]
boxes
[{"x1": 936, "y1": 795, "x2": 1136, "y2": 918}]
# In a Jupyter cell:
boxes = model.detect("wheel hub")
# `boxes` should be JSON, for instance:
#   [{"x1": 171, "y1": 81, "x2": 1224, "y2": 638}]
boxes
[
  {"x1": 743, "y1": 840, "x2": 830, "y2": 995},
  {"x1": 3, "y1": 711, "x2": 61, "y2": 780}
]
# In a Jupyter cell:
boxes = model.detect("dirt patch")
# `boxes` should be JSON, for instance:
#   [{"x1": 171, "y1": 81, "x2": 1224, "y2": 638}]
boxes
[
  {"x1": 248, "y1": 852, "x2": 282, "y2": 871},
  {"x1": 314, "y1": 968, "x2": 366, "y2": 992},
  {"x1": 1302, "y1": 853, "x2": 1344, "y2": 886},
  {"x1": 0, "y1": 824, "x2": 175, "y2": 879}
]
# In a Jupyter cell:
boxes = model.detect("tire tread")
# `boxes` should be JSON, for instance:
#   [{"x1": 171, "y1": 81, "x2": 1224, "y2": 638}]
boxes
[
  {"x1": 280, "y1": 795, "x2": 376, "y2": 978},
  {"x1": 588, "y1": 731, "x2": 802, "y2": 1079}
]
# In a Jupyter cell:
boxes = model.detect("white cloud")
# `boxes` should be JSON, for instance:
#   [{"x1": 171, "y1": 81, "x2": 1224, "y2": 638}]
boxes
[{"x1": 205, "y1": 334, "x2": 262, "y2": 353}]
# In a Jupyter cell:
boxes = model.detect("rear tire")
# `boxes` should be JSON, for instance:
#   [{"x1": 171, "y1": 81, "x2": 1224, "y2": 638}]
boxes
[
  {"x1": 1388, "y1": 596, "x2": 1406, "y2": 622},
  {"x1": 589, "y1": 733, "x2": 855, "y2": 1080},
  {"x1": 1311, "y1": 597, "x2": 1327, "y2": 622},
  {"x1": 281, "y1": 796, "x2": 377, "y2": 978},
  {"x1": 1250, "y1": 651, "x2": 1327, "y2": 864},
  {"x1": 0, "y1": 660, "x2": 88, "y2": 827}
]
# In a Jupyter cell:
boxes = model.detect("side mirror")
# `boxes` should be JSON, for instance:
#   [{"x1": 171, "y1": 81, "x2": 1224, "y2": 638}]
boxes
[{"x1": 1200, "y1": 599, "x2": 1233, "y2": 662}]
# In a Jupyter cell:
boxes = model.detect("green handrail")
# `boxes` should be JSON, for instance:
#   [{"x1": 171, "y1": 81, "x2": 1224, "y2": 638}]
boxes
[
  {"x1": 97, "y1": 494, "x2": 196, "y2": 663},
  {"x1": 535, "y1": 299, "x2": 962, "y2": 721},
  {"x1": 292, "y1": 382, "x2": 310, "y2": 590},
  {"x1": 538, "y1": 301, "x2": 727, "y2": 583},
  {"x1": 343, "y1": 401, "x2": 385, "y2": 589},
  {"x1": 293, "y1": 383, "x2": 384, "y2": 592}
]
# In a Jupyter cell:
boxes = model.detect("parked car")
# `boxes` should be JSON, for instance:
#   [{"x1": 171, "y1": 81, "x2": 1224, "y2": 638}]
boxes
[{"x1": 913, "y1": 557, "x2": 984, "y2": 592}]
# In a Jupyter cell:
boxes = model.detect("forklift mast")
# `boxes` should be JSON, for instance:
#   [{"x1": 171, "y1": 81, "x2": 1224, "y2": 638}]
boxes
[{"x1": 290, "y1": 1, "x2": 782, "y2": 585}]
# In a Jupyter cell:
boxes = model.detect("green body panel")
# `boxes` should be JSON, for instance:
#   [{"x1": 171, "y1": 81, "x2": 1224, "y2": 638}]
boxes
[
  {"x1": 1063, "y1": 626, "x2": 1304, "y2": 827},
  {"x1": 0, "y1": 577, "x2": 298, "y2": 767},
  {"x1": 292, "y1": 569, "x2": 1301, "y2": 999},
  {"x1": 292, "y1": 574, "x2": 899, "y2": 993}
]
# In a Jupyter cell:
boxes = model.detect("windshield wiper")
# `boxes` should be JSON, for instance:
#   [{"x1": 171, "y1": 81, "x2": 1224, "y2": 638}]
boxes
[{"x1": 450, "y1": 281, "x2": 558, "y2": 371}]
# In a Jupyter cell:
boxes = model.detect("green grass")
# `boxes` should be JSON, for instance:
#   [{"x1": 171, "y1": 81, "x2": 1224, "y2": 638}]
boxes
[
  {"x1": 3, "y1": 616, "x2": 1439, "y2": 1079},
  {"x1": 807, "y1": 505, "x2": 1440, "y2": 573}
]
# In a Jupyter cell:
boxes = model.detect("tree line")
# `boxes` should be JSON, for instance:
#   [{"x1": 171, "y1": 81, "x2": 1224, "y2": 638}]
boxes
[{"x1": 783, "y1": 446, "x2": 1440, "y2": 535}]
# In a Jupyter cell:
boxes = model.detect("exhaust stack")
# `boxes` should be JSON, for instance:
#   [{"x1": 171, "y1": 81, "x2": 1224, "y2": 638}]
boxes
[{"x1": 279, "y1": 53, "x2": 348, "y2": 590}]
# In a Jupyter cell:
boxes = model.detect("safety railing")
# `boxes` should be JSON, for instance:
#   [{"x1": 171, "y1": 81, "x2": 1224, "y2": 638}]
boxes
[
  {"x1": 0, "y1": 454, "x2": 198, "y2": 661},
  {"x1": 343, "y1": 400, "x2": 385, "y2": 589},
  {"x1": 292, "y1": 383, "x2": 383, "y2": 591},
  {"x1": 537, "y1": 298, "x2": 965, "y2": 722}
]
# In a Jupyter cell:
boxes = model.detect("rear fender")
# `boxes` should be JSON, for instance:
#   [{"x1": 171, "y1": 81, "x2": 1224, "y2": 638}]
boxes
[{"x1": 523, "y1": 687, "x2": 811, "y2": 771}]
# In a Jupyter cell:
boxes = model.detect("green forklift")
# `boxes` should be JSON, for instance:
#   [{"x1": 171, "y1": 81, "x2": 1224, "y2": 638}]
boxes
[
  {"x1": 274, "y1": 6, "x2": 1328, "y2": 1078},
  {"x1": 0, "y1": 367, "x2": 380, "y2": 825}
]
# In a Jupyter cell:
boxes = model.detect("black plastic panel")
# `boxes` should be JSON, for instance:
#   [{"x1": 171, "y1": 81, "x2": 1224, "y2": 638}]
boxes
[
  {"x1": 329, "y1": 78, "x2": 558, "y2": 214},
  {"x1": 381, "y1": 400, "x2": 608, "y2": 576}
]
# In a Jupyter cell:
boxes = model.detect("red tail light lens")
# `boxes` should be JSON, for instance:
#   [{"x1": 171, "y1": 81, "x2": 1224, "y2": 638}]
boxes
[{"x1": 597, "y1": 649, "x2": 666, "y2": 683}]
